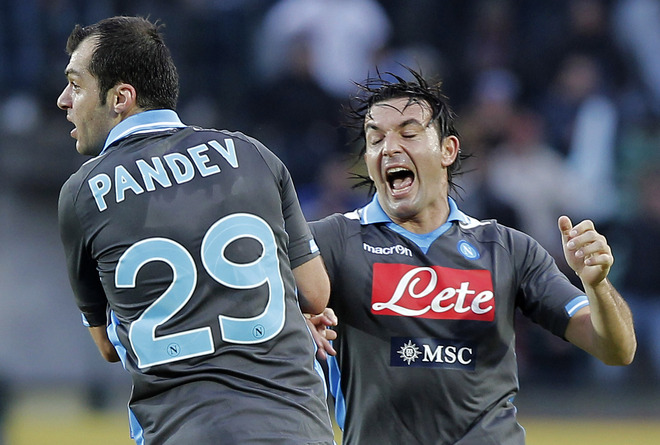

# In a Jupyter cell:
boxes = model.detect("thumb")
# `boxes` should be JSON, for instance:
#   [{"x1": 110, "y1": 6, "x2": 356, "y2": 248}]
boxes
[{"x1": 558, "y1": 215, "x2": 573, "y2": 240}]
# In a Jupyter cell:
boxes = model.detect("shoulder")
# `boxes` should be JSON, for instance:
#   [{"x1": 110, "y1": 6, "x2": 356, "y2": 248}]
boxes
[
  {"x1": 459, "y1": 216, "x2": 536, "y2": 248},
  {"x1": 59, "y1": 156, "x2": 106, "y2": 201},
  {"x1": 310, "y1": 210, "x2": 362, "y2": 237},
  {"x1": 456, "y1": 217, "x2": 548, "y2": 266},
  {"x1": 193, "y1": 127, "x2": 276, "y2": 157}
]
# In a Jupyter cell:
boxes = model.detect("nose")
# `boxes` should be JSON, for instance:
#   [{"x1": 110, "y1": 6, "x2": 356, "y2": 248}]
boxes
[
  {"x1": 57, "y1": 86, "x2": 71, "y2": 110},
  {"x1": 381, "y1": 134, "x2": 402, "y2": 157}
]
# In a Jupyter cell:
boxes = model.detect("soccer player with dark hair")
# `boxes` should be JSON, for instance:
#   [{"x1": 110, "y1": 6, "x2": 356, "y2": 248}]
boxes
[
  {"x1": 57, "y1": 16, "x2": 335, "y2": 444},
  {"x1": 308, "y1": 68, "x2": 636, "y2": 444}
]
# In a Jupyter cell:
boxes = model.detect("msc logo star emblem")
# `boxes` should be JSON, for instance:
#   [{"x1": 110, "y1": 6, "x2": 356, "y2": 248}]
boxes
[{"x1": 397, "y1": 340, "x2": 421, "y2": 365}]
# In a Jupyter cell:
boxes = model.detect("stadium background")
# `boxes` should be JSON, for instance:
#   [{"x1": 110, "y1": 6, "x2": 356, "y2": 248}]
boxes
[{"x1": 1, "y1": 0, "x2": 659, "y2": 443}]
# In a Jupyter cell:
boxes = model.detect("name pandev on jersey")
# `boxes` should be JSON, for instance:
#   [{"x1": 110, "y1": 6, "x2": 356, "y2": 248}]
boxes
[{"x1": 310, "y1": 195, "x2": 588, "y2": 445}]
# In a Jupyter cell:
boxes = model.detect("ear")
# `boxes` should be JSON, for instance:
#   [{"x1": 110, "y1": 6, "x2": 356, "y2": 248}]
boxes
[
  {"x1": 441, "y1": 135, "x2": 460, "y2": 167},
  {"x1": 111, "y1": 83, "x2": 138, "y2": 115}
]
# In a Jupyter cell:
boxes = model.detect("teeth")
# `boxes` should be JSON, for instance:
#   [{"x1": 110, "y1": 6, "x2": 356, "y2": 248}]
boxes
[{"x1": 386, "y1": 167, "x2": 410, "y2": 174}]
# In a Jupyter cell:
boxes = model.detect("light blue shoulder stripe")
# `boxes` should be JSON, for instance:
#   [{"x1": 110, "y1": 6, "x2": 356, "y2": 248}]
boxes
[{"x1": 565, "y1": 295, "x2": 590, "y2": 317}]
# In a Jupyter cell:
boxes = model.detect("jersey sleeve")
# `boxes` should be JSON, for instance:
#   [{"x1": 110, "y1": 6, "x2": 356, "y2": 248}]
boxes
[
  {"x1": 246, "y1": 135, "x2": 319, "y2": 269},
  {"x1": 309, "y1": 214, "x2": 347, "y2": 285},
  {"x1": 509, "y1": 227, "x2": 586, "y2": 339},
  {"x1": 58, "y1": 177, "x2": 108, "y2": 327}
]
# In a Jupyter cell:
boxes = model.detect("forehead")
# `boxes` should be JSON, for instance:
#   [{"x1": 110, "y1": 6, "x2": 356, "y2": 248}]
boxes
[
  {"x1": 65, "y1": 37, "x2": 97, "y2": 78},
  {"x1": 365, "y1": 97, "x2": 433, "y2": 128}
]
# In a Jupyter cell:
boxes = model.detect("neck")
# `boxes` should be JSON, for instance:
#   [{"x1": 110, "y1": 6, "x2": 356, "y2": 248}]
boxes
[{"x1": 390, "y1": 199, "x2": 450, "y2": 235}]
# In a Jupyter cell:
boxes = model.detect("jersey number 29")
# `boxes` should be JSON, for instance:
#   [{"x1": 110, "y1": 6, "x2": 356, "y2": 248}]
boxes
[{"x1": 115, "y1": 213, "x2": 285, "y2": 369}]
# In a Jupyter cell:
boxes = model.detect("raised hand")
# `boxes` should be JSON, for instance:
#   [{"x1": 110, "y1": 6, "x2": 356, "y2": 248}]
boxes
[{"x1": 558, "y1": 215, "x2": 613, "y2": 287}]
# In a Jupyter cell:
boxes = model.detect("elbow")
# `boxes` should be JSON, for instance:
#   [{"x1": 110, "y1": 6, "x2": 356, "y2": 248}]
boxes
[
  {"x1": 601, "y1": 339, "x2": 637, "y2": 367},
  {"x1": 100, "y1": 346, "x2": 121, "y2": 363},
  {"x1": 299, "y1": 286, "x2": 330, "y2": 315},
  {"x1": 618, "y1": 340, "x2": 637, "y2": 366}
]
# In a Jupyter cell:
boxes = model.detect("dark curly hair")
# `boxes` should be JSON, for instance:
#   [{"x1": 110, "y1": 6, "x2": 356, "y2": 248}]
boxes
[{"x1": 344, "y1": 66, "x2": 468, "y2": 195}]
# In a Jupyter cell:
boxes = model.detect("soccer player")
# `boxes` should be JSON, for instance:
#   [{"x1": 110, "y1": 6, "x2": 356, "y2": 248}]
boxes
[
  {"x1": 308, "y1": 68, "x2": 636, "y2": 444},
  {"x1": 57, "y1": 16, "x2": 335, "y2": 444}
]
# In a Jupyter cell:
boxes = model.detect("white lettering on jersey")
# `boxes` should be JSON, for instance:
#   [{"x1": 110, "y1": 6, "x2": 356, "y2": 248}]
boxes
[
  {"x1": 371, "y1": 265, "x2": 495, "y2": 321},
  {"x1": 422, "y1": 345, "x2": 473, "y2": 364},
  {"x1": 88, "y1": 138, "x2": 238, "y2": 212},
  {"x1": 392, "y1": 337, "x2": 476, "y2": 369},
  {"x1": 363, "y1": 243, "x2": 413, "y2": 257}
]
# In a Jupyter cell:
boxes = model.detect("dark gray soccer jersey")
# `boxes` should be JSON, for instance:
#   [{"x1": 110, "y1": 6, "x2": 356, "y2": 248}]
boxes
[
  {"x1": 310, "y1": 195, "x2": 588, "y2": 445},
  {"x1": 58, "y1": 110, "x2": 334, "y2": 444}
]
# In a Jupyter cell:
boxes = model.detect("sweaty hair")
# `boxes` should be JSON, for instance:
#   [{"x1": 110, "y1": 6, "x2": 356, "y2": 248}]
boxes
[
  {"x1": 345, "y1": 66, "x2": 468, "y2": 194},
  {"x1": 66, "y1": 16, "x2": 179, "y2": 110}
]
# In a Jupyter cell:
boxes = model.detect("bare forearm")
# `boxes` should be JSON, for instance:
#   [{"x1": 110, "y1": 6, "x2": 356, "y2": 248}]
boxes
[
  {"x1": 587, "y1": 279, "x2": 636, "y2": 364},
  {"x1": 568, "y1": 279, "x2": 636, "y2": 366},
  {"x1": 559, "y1": 217, "x2": 636, "y2": 365}
]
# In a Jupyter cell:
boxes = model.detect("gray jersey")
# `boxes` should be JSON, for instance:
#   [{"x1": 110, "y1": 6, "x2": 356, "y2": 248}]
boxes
[
  {"x1": 59, "y1": 110, "x2": 334, "y2": 444},
  {"x1": 310, "y1": 195, "x2": 588, "y2": 445}
]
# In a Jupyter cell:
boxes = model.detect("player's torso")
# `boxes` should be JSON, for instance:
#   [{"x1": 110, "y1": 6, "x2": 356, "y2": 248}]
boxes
[
  {"x1": 80, "y1": 128, "x2": 292, "y2": 326},
  {"x1": 324, "y1": 217, "x2": 523, "y2": 444},
  {"x1": 332, "y1": 219, "x2": 519, "y2": 354},
  {"x1": 73, "y1": 128, "x2": 320, "y2": 391},
  {"x1": 67, "y1": 127, "x2": 335, "y2": 444}
]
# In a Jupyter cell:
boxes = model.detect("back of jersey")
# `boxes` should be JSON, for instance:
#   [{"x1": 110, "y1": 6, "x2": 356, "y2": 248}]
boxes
[{"x1": 59, "y1": 126, "x2": 333, "y2": 444}]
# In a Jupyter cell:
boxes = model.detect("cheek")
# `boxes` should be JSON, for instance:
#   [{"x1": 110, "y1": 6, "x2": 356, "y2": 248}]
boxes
[
  {"x1": 425, "y1": 137, "x2": 443, "y2": 155},
  {"x1": 363, "y1": 153, "x2": 378, "y2": 177}
]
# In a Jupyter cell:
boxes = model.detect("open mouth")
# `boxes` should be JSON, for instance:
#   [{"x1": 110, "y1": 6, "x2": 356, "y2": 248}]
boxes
[{"x1": 386, "y1": 167, "x2": 415, "y2": 193}]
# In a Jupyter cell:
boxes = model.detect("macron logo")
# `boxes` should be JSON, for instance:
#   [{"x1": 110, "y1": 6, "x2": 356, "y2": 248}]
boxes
[{"x1": 363, "y1": 243, "x2": 413, "y2": 257}]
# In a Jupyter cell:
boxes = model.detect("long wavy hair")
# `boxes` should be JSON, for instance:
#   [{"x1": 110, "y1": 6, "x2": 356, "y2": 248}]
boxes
[{"x1": 343, "y1": 66, "x2": 469, "y2": 196}]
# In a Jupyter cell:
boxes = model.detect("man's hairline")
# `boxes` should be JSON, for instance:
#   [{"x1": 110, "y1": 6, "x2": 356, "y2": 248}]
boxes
[{"x1": 364, "y1": 97, "x2": 441, "y2": 136}]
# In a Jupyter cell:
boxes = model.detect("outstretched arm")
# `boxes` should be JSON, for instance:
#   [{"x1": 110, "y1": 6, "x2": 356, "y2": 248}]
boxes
[{"x1": 560, "y1": 216, "x2": 636, "y2": 365}]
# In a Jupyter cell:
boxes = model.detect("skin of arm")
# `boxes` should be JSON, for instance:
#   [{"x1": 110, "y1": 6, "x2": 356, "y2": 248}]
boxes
[
  {"x1": 560, "y1": 216, "x2": 637, "y2": 366},
  {"x1": 88, "y1": 325, "x2": 120, "y2": 363},
  {"x1": 293, "y1": 255, "x2": 331, "y2": 315},
  {"x1": 294, "y1": 256, "x2": 335, "y2": 360}
]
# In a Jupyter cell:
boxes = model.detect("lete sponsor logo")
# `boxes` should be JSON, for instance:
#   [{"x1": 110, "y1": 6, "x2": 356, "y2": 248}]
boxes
[{"x1": 371, "y1": 264, "x2": 495, "y2": 321}]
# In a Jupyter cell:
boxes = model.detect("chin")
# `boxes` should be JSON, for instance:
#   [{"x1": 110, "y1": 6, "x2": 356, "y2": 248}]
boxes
[{"x1": 385, "y1": 200, "x2": 418, "y2": 220}]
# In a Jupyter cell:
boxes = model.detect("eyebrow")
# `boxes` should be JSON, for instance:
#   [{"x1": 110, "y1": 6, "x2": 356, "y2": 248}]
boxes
[
  {"x1": 365, "y1": 118, "x2": 425, "y2": 132},
  {"x1": 64, "y1": 67, "x2": 83, "y2": 78}
]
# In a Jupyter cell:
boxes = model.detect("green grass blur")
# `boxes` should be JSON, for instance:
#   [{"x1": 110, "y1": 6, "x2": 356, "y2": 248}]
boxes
[{"x1": 5, "y1": 389, "x2": 660, "y2": 444}]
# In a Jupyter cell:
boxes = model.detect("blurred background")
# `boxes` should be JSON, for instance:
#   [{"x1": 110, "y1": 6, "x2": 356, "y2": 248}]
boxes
[{"x1": 1, "y1": 0, "x2": 659, "y2": 443}]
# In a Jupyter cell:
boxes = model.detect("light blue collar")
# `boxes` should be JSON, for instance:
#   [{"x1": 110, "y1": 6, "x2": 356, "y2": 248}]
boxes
[
  {"x1": 101, "y1": 109, "x2": 186, "y2": 155},
  {"x1": 358, "y1": 193, "x2": 469, "y2": 253}
]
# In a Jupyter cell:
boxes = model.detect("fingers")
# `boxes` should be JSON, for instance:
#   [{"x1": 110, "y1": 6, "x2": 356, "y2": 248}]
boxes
[
  {"x1": 320, "y1": 307, "x2": 338, "y2": 326},
  {"x1": 558, "y1": 215, "x2": 573, "y2": 236},
  {"x1": 313, "y1": 330, "x2": 337, "y2": 360},
  {"x1": 561, "y1": 218, "x2": 613, "y2": 266},
  {"x1": 559, "y1": 217, "x2": 596, "y2": 246},
  {"x1": 305, "y1": 309, "x2": 338, "y2": 360}
]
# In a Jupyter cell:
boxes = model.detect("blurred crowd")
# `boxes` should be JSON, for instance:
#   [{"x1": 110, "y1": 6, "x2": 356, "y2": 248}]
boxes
[{"x1": 1, "y1": 0, "x2": 659, "y2": 423}]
